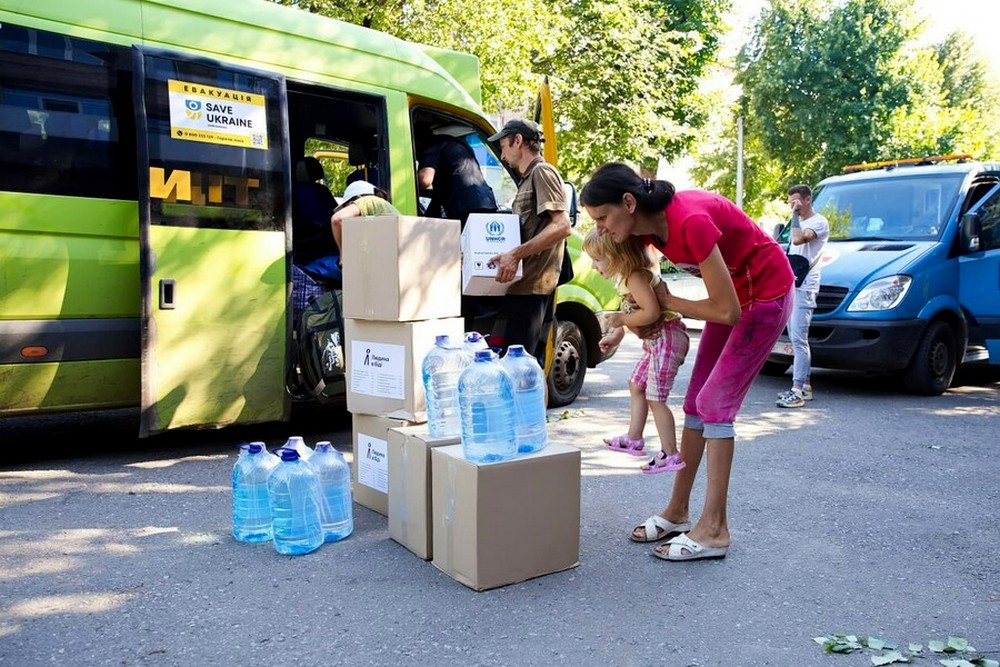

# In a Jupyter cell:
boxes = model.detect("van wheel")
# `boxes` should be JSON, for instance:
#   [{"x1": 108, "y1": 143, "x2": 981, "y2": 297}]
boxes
[
  {"x1": 760, "y1": 360, "x2": 791, "y2": 377},
  {"x1": 903, "y1": 321, "x2": 957, "y2": 395},
  {"x1": 547, "y1": 320, "x2": 587, "y2": 408}
]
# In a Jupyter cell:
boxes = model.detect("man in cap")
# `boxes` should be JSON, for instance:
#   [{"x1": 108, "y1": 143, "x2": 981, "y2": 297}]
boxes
[{"x1": 486, "y1": 118, "x2": 571, "y2": 364}]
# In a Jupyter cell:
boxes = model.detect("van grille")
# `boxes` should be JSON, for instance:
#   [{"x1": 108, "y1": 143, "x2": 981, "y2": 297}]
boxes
[{"x1": 816, "y1": 286, "x2": 849, "y2": 314}]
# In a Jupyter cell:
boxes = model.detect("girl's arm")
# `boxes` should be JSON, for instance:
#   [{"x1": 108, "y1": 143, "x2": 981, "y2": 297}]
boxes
[
  {"x1": 664, "y1": 246, "x2": 741, "y2": 325},
  {"x1": 608, "y1": 270, "x2": 661, "y2": 329}
]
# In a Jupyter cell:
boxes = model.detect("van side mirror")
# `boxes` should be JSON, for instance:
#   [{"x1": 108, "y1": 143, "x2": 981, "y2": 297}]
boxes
[
  {"x1": 960, "y1": 212, "x2": 980, "y2": 252},
  {"x1": 563, "y1": 181, "x2": 579, "y2": 227}
]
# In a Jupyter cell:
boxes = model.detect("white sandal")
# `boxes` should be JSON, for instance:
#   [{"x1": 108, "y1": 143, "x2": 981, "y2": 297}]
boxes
[
  {"x1": 629, "y1": 515, "x2": 691, "y2": 543},
  {"x1": 652, "y1": 533, "x2": 728, "y2": 561}
]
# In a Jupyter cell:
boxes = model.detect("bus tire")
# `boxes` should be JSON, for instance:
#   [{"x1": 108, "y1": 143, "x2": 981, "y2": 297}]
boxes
[
  {"x1": 903, "y1": 320, "x2": 957, "y2": 395},
  {"x1": 547, "y1": 320, "x2": 587, "y2": 408}
]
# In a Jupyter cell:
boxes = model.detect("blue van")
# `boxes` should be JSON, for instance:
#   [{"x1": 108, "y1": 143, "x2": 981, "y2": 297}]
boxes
[{"x1": 765, "y1": 156, "x2": 1000, "y2": 394}]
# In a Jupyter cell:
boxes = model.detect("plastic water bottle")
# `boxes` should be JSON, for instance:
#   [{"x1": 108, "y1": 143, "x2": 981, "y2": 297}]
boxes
[
  {"x1": 500, "y1": 344, "x2": 549, "y2": 454},
  {"x1": 422, "y1": 334, "x2": 471, "y2": 438},
  {"x1": 245, "y1": 440, "x2": 281, "y2": 468},
  {"x1": 267, "y1": 448, "x2": 323, "y2": 555},
  {"x1": 457, "y1": 349, "x2": 517, "y2": 463},
  {"x1": 232, "y1": 443, "x2": 275, "y2": 543},
  {"x1": 462, "y1": 331, "x2": 489, "y2": 360},
  {"x1": 282, "y1": 435, "x2": 313, "y2": 462},
  {"x1": 310, "y1": 442, "x2": 354, "y2": 542}
]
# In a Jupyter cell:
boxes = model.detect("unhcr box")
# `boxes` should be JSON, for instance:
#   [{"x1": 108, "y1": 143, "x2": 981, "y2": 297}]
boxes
[
  {"x1": 387, "y1": 425, "x2": 460, "y2": 560},
  {"x1": 431, "y1": 443, "x2": 581, "y2": 591},
  {"x1": 342, "y1": 215, "x2": 461, "y2": 321},
  {"x1": 461, "y1": 213, "x2": 521, "y2": 296}
]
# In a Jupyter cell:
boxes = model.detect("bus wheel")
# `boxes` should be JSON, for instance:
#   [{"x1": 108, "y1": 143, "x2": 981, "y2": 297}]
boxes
[
  {"x1": 903, "y1": 320, "x2": 957, "y2": 395},
  {"x1": 547, "y1": 320, "x2": 587, "y2": 408}
]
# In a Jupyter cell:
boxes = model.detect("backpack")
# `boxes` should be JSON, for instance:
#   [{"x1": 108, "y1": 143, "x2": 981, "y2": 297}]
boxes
[{"x1": 287, "y1": 288, "x2": 346, "y2": 402}]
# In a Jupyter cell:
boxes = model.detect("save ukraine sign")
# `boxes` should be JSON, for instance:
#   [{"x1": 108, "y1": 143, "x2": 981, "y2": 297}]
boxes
[{"x1": 167, "y1": 80, "x2": 269, "y2": 150}]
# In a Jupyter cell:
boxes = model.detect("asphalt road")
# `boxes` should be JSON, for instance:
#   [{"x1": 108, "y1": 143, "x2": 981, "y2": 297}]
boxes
[{"x1": 1, "y1": 332, "x2": 998, "y2": 667}]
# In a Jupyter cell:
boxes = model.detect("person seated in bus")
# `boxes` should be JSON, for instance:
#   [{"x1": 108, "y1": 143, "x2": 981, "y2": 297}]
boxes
[
  {"x1": 291, "y1": 156, "x2": 339, "y2": 283},
  {"x1": 345, "y1": 140, "x2": 380, "y2": 188},
  {"x1": 330, "y1": 180, "x2": 399, "y2": 270}
]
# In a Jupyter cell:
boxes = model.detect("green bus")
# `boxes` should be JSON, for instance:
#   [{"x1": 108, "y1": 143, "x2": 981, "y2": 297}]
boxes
[{"x1": 0, "y1": 0, "x2": 619, "y2": 436}]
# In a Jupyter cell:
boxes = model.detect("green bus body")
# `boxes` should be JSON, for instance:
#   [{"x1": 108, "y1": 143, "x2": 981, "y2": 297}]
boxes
[{"x1": 0, "y1": 0, "x2": 619, "y2": 434}]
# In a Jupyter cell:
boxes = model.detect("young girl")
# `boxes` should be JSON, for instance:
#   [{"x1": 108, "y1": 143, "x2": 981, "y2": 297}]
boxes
[{"x1": 583, "y1": 228, "x2": 689, "y2": 474}]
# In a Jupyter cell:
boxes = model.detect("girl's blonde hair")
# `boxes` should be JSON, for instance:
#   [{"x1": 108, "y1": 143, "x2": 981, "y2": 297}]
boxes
[{"x1": 582, "y1": 227, "x2": 655, "y2": 282}]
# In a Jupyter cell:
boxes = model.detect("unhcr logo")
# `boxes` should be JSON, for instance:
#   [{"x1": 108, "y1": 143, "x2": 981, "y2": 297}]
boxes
[{"x1": 485, "y1": 219, "x2": 506, "y2": 242}]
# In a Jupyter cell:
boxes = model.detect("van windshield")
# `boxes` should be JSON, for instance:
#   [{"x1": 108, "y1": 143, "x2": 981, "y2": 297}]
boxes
[{"x1": 814, "y1": 172, "x2": 965, "y2": 241}]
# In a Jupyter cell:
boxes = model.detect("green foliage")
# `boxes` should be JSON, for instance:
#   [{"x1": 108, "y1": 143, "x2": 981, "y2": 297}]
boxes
[
  {"x1": 814, "y1": 633, "x2": 997, "y2": 667},
  {"x1": 697, "y1": 0, "x2": 1000, "y2": 213},
  {"x1": 270, "y1": 0, "x2": 731, "y2": 185}
]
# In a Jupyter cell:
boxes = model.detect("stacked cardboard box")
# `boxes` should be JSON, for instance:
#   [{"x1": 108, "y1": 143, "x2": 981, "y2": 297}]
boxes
[{"x1": 342, "y1": 215, "x2": 464, "y2": 515}]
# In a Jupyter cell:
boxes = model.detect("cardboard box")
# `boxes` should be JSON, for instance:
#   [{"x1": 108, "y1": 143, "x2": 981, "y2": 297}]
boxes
[
  {"x1": 387, "y1": 425, "x2": 461, "y2": 560},
  {"x1": 351, "y1": 414, "x2": 417, "y2": 516},
  {"x1": 342, "y1": 215, "x2": 461, "y2": 321},
  {"x1": 461, "y1": 212, "x2": 522, "y2": 296},
  {"x1": 431, "y1": 443, "x2": 581, "y2": 591},
  {"x1": 345, "y1": 317, "x2": 464, "y2": 421}
]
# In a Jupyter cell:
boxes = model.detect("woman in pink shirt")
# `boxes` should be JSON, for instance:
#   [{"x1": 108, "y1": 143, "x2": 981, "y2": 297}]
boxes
[{"x1": 581, "y1": 162, "x2": 793, "y2": 561}]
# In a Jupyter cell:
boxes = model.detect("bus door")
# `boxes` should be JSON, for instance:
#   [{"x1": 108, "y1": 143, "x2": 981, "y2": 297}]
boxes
[{"x1": 133, "y1": 48, "x2": 290, "y2": 436}]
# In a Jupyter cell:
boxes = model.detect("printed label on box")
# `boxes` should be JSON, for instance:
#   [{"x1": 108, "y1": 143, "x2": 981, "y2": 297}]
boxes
[
  {"x1": 357, "y1": 431, "x2": 389, "y2": 493},
  {"x1": 350, "y1": 340, "x2": 405, "y2": 399}
]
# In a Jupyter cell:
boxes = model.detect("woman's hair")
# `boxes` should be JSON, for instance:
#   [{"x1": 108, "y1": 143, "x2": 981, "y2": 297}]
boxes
[
  {"x1": 582, "y1": 227, "x2": 655, "y2": 282},
  {"x1": 580, "y1": 162, "x2": 675, "y2": 214}
]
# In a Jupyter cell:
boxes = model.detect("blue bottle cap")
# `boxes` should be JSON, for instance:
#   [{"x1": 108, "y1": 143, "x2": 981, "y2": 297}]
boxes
[
  {"x1": 474, "y1": 349, "x2": 494, "y2": 362},
  {"x1": 315, "y1": 442, "x2": 334, "y2": 453},
  {"x1": 465, "y1": 331, "x2": 483, "y2": 343},
  {"x1": 247, "y1": 443, "x2": 263, "y2": 454},
  {"x1": 435, "y1": 334, "x2": 451, "y2": 346},
  {"x1": 506, "y1": 345, "x2": 526, "y2": 357},
  {"x1": 277, "y1": 448, "x2": 300, "y2": 462}
]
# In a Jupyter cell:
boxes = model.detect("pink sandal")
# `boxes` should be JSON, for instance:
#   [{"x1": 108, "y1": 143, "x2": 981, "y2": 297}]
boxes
[
  {"x1": 642, "y1": 451, "x2": 686, "y2": 474},
  {"x1": 604, "y1": 434, "x2": 645, "y2": 456}
]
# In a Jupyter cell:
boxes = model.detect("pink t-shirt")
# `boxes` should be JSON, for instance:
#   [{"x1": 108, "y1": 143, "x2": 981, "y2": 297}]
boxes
[{"x1": 644, "y1": 190, "x2": 793, "y2": 305}]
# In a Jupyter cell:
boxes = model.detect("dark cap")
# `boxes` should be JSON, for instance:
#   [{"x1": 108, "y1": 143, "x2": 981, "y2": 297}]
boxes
[{"x1": 487, "y1": 118, "x2": 542, "y2": 143}]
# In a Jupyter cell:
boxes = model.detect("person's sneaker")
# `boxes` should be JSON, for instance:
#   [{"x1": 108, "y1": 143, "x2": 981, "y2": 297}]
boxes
[
  {"x1": 801, "y1": 385, "x2": 814, "y2": 401},
  {"x1": 776, "y1": 388, "x2": 805, "y2": 408}
]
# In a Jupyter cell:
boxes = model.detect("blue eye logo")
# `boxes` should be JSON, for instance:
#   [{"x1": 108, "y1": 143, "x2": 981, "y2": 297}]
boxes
[
  {"x1": 184, "y1": 99, "x2": 202, "y2": 120},
  {"x1": 486, "y1": 220, "x2": 504, "y2": 236}
]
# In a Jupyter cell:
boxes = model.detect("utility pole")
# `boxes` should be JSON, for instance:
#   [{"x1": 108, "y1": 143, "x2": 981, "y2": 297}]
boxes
[{"x1": 736, "y1": 116, "x2": 744, "y2": 209}]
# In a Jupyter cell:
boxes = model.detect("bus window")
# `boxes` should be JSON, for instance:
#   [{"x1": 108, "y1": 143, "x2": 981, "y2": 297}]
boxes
[{"x1": 0, "y1": 22, "x2": 136, "y2": 200}]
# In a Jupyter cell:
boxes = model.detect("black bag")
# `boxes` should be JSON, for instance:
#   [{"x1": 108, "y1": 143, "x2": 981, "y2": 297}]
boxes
[
  {"x1": 288, "y1": 289, "x2": 346, "y2": 401},
  {"x1": 787, "y1": 253, "x2": 811, "y2": 288},
  {"x1": 557, "y1": 239, "x2": 574, "y2": 286}
]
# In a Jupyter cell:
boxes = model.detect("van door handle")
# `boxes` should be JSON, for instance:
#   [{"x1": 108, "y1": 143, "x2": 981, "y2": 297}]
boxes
[{"x1": 159, "y1": 279, "x2": 176, "y2": 310}]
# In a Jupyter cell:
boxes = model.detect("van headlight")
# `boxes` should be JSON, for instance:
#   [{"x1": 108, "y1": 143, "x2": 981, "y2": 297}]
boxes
[{"x1": 847, "y1": 275, "x2": 912, "y2": 311}]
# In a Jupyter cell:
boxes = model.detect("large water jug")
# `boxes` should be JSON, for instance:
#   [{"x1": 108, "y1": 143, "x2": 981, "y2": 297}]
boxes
[
  {"x1": 500, "y1": 344, "x2": 549, "y2": 454},
  {"x1": 242, "y1": 440, "x2": 281, "y2": 468},
  {"x1": 266, "y1": 448, "x2": 324, "y2": 555},
  {"x1": 311, "y1": 442, "x2": 354, "y2": 542},
  {"x1": 283, "y1": 435, "x2": 313, "y2": 462},
  {"x1": 232, "y1": 443, "x2": 276, "y2": 543},
  {"x1": 457, "y1": 349, "x2": 517, "y2": 463},
  {"x1": 422, "y1": 334, "x2": 471, "y2": 438}
]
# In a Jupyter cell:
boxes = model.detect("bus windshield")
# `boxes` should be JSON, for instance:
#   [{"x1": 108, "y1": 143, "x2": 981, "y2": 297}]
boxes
[{"x1": 815, "y1": 172, "x2": 965, "y2": 241}]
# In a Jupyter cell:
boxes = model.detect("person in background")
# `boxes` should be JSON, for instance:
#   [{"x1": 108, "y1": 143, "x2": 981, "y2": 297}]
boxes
[
  {"x1": 583, "y1": 228, "x2": 689, "y2": 474},
  {"x1": 580, "y1": 162, "x2": 793, "y2": 562},
  {"x1": 329, "y1": 180, "x2": 398, "y2": 269},
  {"x1": 776, "y1": 184, "x2": 829, "y2": 409},
  {"x1": 486, "y1": 118, "x2": 571, "y2": 365},
  {"x1": 415, "y1": 123, "x2": 498, "y2": 227}
]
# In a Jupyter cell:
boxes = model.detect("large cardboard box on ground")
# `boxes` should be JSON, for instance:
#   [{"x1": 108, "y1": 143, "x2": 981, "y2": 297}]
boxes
[
  {"x1": 345, "y1": 317, "x2": 464, "y2": 421},
  {"x1": 342, "y1": 215, "x2": 461, "y2": 321},
  {"x1": 431, "y1": 443, "x2": 581, "y2": 591},
  {"x1": 387, "y1": 425, "x2": 460, "y2": 560},
  {"x1": 461, "y1": 212, "x2": 522, "y2": 296},
  {"x1": 351, "y1": 414, "x2": 417, "y2": 516}
]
